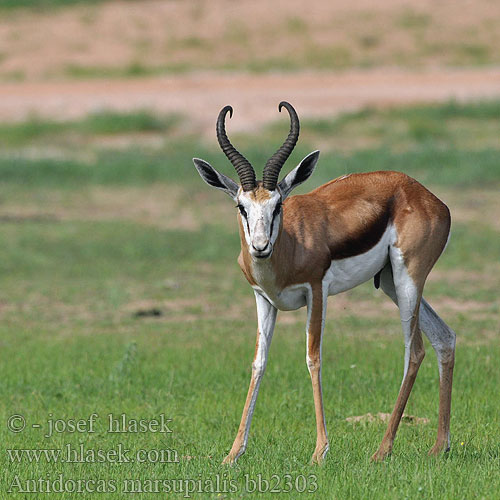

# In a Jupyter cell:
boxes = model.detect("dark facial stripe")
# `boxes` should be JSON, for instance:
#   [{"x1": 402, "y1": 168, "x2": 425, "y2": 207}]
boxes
[
  {"x1": 269, "y1": 203, "x2": 282, "y2": 242},
  {"x1": 245, "y1": 216, "x2": 251, "y2": 236},
  {"x1": 269, "y1": 214, "x2": 276, "y2": 242}
]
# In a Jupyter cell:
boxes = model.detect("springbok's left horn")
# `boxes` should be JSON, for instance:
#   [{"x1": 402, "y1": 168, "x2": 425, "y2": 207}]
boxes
[{"x1": 262, "y1": 101, "x2": 300, "y2": 191}]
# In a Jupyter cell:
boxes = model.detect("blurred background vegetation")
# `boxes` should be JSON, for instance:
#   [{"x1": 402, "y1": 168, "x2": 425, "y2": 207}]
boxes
[{"x1": 2, "y1": 0, "x2": 500, "y2": 79}]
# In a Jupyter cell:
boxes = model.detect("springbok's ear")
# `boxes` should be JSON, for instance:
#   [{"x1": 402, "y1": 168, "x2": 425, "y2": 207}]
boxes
[
  {"x1": 193, "y1": 158, "x2": 239, "y2": 200},
  {"x1": 278, "y1": 150, "x2": 320, "y2": 199}
]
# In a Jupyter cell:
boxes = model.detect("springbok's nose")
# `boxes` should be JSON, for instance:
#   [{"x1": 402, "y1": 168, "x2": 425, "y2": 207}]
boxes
[
  {"x1": 252, "y1": 219, "x2": 269, "y2": 252},
  {"x1": 252, "y1": 240, "x2": 269, "y2": 252}
]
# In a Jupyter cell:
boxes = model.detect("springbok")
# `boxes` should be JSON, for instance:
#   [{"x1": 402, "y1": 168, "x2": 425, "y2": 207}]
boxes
[{"x1": 193, "y1": 102, "x2": 456, "y2": 465}]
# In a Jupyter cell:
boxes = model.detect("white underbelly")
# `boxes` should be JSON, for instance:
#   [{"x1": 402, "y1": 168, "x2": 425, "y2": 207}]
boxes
[
  {"x1": 324, "y1": 224, "x2": 394, "y2": 295},
  {"x1": 252, "y1": 225, "x2": 395, "y2": 310}
]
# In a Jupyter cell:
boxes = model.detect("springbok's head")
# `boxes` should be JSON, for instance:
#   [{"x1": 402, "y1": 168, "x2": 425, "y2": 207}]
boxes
[{"x1": 193, "y1": 102, "x2": 319, "y2": 260}]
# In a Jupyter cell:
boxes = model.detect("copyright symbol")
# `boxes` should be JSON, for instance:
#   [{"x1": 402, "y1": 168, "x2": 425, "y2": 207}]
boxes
[{"x1": 7, "y1": 414, "x2": 26, "y2": 433}]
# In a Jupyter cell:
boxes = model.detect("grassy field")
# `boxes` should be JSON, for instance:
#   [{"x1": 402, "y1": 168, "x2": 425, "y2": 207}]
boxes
[
  {"x1": 0, "y1": 0, "x2": 108, "y2": 8},
  {"x1": 0, "y1": 102, "x2": 499, "y2": 499}
]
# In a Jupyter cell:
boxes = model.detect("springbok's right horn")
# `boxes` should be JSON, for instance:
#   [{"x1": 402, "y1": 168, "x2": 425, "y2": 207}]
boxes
[{"x1": 216, "y1": 106, "x2": 256, "y2": 192}]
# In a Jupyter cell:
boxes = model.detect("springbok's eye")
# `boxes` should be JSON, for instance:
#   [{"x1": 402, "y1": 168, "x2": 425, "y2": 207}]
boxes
[
  {"x1": 273, "y1": 202, "x2": 282, "y2": 218},
  {"x1": 237, "y1": 204, "x2": 247, "y2": 218}
]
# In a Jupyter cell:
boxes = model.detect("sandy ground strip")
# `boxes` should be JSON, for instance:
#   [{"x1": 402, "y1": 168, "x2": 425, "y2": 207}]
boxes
[{"x1": 1, "y1": 68, "x2": 500, "y2": 135}]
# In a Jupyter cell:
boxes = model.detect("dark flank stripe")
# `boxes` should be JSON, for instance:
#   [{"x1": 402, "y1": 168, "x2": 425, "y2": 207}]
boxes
[{"x1": 328, "y1": 201, "x2": 393, "y2": 260}]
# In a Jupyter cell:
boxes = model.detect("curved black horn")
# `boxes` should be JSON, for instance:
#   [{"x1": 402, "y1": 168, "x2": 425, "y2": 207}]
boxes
[
  {"x1": 216, "y1": 105, "x2": 256, "y2": 192},
  {"x1": 262, "y1": 101, "x2": 300, "y2": 191}
]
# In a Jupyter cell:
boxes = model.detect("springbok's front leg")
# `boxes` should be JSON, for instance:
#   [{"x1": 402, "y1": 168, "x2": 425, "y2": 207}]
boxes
[
  {"x1": 307, "y1": 285, "x2": 329, "y2": 465},
  {"x1": 222, "y1": 291, "x2": 277, "y2": 465}
]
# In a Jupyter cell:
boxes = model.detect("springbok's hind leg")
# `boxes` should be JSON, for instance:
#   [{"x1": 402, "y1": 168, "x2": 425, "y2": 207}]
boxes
[
  {"x1": 377, "y1": 265, "x2": 456, "y2": 458},
  {"x1": 371, "y1": 259, "x2": 425, "y2": 461},
  {"x1": 419, "y1": 298, "x2": 456, "y2": 455}
]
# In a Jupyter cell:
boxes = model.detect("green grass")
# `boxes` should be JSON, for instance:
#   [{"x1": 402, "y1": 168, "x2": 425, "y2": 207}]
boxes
[
  {"x1": 63, "y1": 62, "x2": 193, "y2": 80},
  {"x1": 0, "y1": 100, "x2": 499, "y2": 190},
  {"x1": 1, "y1": 142, "x2": 499, "y2": 190},
  {"x1": 0, "y1": 100, "x2": 499, "y2": 498},
  {"x1": 300, "y1": 100, "x2": 500, "y2": 150},
  {"x1": 0, "y1": 110, "x2": 182, "y2": 147},
  {"x1": 396, "y1": 8, "x2": 431, "y2": 30},
  {"x1": 0, "y1": 0, "x2": 116, "y2": 9},
  {"x1": 0, "y1": 217, "x2": 498, "y2": 499},
  {"x1": 1, "y1": 321, "x2": 499, "y2": 498}
]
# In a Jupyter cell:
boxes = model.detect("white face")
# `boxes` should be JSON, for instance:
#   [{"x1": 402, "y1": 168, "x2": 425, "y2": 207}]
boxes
[
  {"x1": 237, "y1": 188, "x2": 283, "y2": 260},
  {"x1": 193, "y1": 151, "x2": 320, "y2": 260}
]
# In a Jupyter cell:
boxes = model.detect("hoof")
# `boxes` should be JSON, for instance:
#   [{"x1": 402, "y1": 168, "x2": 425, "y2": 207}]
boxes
[
  {"x1": 222, "y1": 448, "x2": 243, "y2": 465},
  {"x1": 222, "y1": 454, "x2": 236, "y2": 465},
  {"x1": 371, "y1": 447, "x2": 391, "y2": 462},
  {"x1": 310, "y1": 453, "x2": 325, "y2": 465},
  {"x1": 310, "y1": 444, "x2": 329, "y2": 465},
  {"x1": 428, "y1": 442, "x2": 450, "y2": 456}
]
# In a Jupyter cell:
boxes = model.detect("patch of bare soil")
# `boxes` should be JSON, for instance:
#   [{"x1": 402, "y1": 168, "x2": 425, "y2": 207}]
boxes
[
  {"x1": 1, "y1": 1, "x2": 500, "y2": 132},
  {"x1": 3, "y1": 292, "x2": 97, "y2": 325},
  {"x1": 122, "y1": 295, "x2": 257, "y2": 324},
  {"x1": 431, "y1": 269, "x2": 499, "y2": 285},
  {"x1": 0, "y1": 186, "x2": 235, "y2": 231},
  {"x1": 1, "y1": 69, "x2": 500, "y2": 136},
  {"x1": 122, "y1": 292, "x2": 398, "y2": 325},
  {"x1": 439, "y1": 188, "x2": 500, "y2": 232},
  {"x1": 346, "y1": 412, "x2": 430, "y2": 425},
  {"x1": 4, "y1": 184, "x2": 494, "y2": 236},
  {"x1": 2, "y1": 0, "x2": 500, "y2": 79}
]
